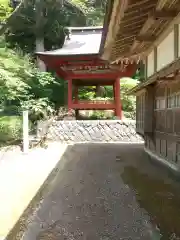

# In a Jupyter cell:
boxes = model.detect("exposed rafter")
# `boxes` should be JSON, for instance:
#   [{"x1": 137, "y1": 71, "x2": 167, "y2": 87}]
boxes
[
  {"x1": 102, "y1": 0, "x2": 129, "y2": 60},
  {"x1": 130, "y1": 17, "x2": 155, "y2": 52},
  {"x1": 156, "y1": 0, "x2": 170, "y2": 10},
  {"x1": 130, "y1": 0, "x2": 177, "y2": 53},
  {"x1": 150, "y1": 10, "x2": 179, "y2": 19},
  {"x1": 136, "y1": 34, "x2": 156, "y2": 42}
]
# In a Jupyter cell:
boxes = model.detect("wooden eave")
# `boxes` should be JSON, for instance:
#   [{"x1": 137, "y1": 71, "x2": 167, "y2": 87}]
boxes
[
  {"x1": 128, "y1": 57, "x2": 180, "y2": 95},
  {"x1": 102, "y1": 0, "x2": 180, "y2": 64}
]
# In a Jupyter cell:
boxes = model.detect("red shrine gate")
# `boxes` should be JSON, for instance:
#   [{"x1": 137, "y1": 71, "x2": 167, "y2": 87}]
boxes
[{"x1": 37, "y1": 27, "x2": 137, "y2": 119}]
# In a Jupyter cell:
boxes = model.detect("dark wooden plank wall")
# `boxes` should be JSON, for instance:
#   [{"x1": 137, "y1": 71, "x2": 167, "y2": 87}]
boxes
[{"x1": 136, "y1": 80, "x2": 180, "y2": 165}]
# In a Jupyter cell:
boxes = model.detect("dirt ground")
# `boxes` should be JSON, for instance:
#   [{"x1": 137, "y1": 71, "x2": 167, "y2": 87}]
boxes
[{"x1": 8, "y1": 143, "x2": 180, "y2": 240}]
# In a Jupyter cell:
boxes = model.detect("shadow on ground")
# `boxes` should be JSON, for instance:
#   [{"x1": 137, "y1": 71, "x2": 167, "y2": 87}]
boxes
[{"x1": 6, "y1": 143, "x2": 180, "y2": 240}]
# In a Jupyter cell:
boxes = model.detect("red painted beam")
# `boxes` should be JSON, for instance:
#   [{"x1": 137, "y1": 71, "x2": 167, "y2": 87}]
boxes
[
  {"x1": 72, "y1": 81, "x2": 115, "y2": 86},
  {"x1": 68, "y1": 73, "x2": 120, "y2": 79},
  {"x1": 38, "y1": 53, "x2": 138, "y2": 80},
  {"x1": 71, "y1": 103, "x2": 116, "y2": 110}
]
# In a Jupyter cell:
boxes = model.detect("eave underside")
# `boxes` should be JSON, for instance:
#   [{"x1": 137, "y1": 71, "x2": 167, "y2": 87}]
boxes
[
  {"x1": 102, "y1": 0, "x2": 180, "y2": 63},
  {"x1": 37, "y1": 54, "x2": 138, "y2": 80}
]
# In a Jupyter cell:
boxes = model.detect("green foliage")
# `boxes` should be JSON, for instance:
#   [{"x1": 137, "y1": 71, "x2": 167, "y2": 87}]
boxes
[
  {"x1": 78, "y1": 86, "x2": 96, "y2": 100},
  {"x1": 71, "y1": 0, "x2": 107, "y2": 25},
  {"x1": 0, "y1": 37, "x2": 65, "y2": 122},
  {"x1": 104, "y1": 78, "x2": 137, "y2": 118},
  {"x1": 120, "y1": 78, "x2": 137, "y2": 113},
  {"x1": 0, "y1": 116, "x2": 22, "y2": 143},
  {"x1": 21, "y1": 98, "x2": 54, "y2": 123},
  {"x1": 4, "y1": 0, "x2": 86, "y2": 53},
  {"x1": 0, "y1": 1, "x2": 12, "y2": 23}
]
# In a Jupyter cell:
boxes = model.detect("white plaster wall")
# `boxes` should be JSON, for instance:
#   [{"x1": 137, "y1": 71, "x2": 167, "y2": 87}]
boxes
[
  {"x1": 147, "y1": 50, "x2": 154, "y2": 77},
  {"x1": 157, "y1": 31, "x2": 174, "y2": 71}
]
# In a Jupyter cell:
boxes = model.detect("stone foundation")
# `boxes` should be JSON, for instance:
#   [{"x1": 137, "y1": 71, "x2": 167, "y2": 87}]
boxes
[{"x1": 37, "y1": 120, "x2": 143, "y2": 143}]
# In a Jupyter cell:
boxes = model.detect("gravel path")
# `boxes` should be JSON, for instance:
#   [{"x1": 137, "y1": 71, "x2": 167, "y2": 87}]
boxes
[{"x1": 17, "y1": 143, "x2": 180, "y2": 240}]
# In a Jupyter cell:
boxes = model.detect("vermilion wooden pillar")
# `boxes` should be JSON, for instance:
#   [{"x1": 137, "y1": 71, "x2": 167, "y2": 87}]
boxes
[
  {"x1": 68, "y1": 78, "x2": 72, "y2": 112},
  {"x1": 114, "y1": 78, "x2": 122, "y2": 119}
]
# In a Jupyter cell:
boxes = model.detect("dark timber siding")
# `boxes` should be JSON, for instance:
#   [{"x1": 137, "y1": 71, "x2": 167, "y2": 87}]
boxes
[{"x1": 136, "y1": 81, "x2": 180, "y2": 165}]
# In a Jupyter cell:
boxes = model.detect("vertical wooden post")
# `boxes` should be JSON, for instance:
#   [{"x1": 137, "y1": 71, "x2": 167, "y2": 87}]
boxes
[
  {"x1": 113, "y1": 82, "x2": 116, "y2": 117},
  {"x1": 68, "y1": 78, "x2": 72, "y2": 113},
  {"x1": 23, "y1": 110, "x2": 29, "y2": 153},
  {"x1": 174, "y1": 24, "x2": 179, "y2": 60},
  {"x1": 154, "y1": 46, "x2": 157, "y2": 73},
  {"x1": 114, "y1": 78, "x2": 122, "y2": 119}
]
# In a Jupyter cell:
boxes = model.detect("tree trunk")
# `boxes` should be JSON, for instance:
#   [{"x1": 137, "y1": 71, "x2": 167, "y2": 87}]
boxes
[
  {"x1": 96, "y1": 85, "x2": 105, "y2": 97},
  {"x1": 36, "y1": 38, "x2": 46, "y2": 72},
  {"x1": 35, "y1": 0, "x2": 46, "y2": 72}
]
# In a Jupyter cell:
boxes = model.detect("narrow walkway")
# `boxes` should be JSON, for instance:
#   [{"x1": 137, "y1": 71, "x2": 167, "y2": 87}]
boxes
[{"x1": 10, "y1": 143, "x2": 180, "y2": 239}]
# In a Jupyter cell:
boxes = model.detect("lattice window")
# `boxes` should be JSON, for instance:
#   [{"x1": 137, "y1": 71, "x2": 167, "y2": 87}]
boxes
[
  {"x1": 167, "y1": 92, "x2": 180, "y2": 109},
  {"x1": 155, "y1": 98, "x2": 166, "y2": 110},
  {"x1": 174, "y1": 92, "x2": 180, "y2": 107},
  {"x1": 167, "y1": 95, "x2": 176, "y2": 108}
]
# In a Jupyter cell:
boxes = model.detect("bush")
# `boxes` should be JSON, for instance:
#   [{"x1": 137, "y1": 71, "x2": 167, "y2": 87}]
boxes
[
  {"x1": 0, "y1": 116, "x2": 22, "y2": 144},
  {"x1": 124, "y1": 111, "x2": 136, "y2": 120}
]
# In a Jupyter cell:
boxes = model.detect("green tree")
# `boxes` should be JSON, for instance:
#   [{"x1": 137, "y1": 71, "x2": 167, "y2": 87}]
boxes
[
  {"x1": 71, "y1": 0, "x2": 107, "y2": 25},
  {"x1": 104, "y1": 78, "x2": 138, "y2": 119},
  {"x1": 2, "y1": 0, "x2": 86, "y2": 61},
  {"x1": 0, "y1": 37, "x2": 65, "y2": 119}
]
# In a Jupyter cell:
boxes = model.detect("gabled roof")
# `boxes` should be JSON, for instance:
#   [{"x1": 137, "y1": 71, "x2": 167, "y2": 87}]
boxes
[{"x1": 37, "y1": 27, "x2": 103, "y2": 57}]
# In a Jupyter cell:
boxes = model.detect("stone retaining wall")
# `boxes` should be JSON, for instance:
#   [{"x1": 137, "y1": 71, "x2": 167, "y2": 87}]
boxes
[{"x1": 37, "y1": 120, "x2": 143, "y2": 143}]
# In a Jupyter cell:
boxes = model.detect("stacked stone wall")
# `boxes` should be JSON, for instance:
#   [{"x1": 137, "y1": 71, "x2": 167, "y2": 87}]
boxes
[{"x1": 37, "y1": 120, "x2": 143, "y2": 143}]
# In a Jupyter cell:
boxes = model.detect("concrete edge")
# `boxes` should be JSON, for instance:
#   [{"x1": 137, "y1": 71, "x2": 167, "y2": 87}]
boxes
[
  {"x1": 144, "y1": 147, "x2": 180, "y2": 173},
  {"x1": 5, "y1": 144, "x2": 74, "y2": 240}
]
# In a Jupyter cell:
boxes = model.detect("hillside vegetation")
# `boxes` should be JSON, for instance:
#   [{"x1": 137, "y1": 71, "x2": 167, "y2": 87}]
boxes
[{"x1": 0, "y1": 0, "x2": 138, "y2": 145}]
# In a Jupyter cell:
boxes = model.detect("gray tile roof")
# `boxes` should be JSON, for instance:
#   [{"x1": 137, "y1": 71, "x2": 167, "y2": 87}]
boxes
[{"x1": 36, "y1": 27, "x2": 103, "y2": 56}]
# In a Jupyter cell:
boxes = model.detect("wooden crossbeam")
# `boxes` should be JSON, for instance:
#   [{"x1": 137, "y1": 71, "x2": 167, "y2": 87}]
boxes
[
  {"x1": 130, "y1": 0, "x2": 176, "y2": 53},
  {"x1": 150, "y1": 10, "x2": 179, "y2": 19},
  {"x1": 136, "y1": 34, "x2": 156, "y2": 42},
  {"x1": 156, "y1": 0, "x2": 170, "y2": 10},
  {"x1": 130, "y1": 17, "x2": 155, "y2": 51}
]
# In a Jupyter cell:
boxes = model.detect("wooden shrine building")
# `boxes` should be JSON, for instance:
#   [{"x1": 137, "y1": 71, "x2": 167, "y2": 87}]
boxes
[
  {"x1": 36, "y1": 26, "x2": 137, "y2": 119},
  {"x1": 101, "y1": 0, "x2": 180, "y2": 167}
]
